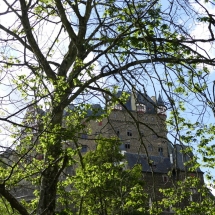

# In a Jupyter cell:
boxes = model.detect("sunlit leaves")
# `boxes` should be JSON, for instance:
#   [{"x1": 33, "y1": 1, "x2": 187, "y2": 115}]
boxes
[
  {"x1": 160, "y1": 177, "x2": 215, "y2": 215},
  {"x1": 67, "y1": 137, "x2": 147, "y2": 215}
]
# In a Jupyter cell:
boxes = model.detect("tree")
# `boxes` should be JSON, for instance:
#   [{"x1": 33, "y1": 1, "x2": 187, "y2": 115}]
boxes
[
  {"x1": 159, "y1": 176, "x2": 215, "y2": 215},
  {"x1": 65, "y1": 137, "x2": 147, "y2": 215},
  {"x1": 0, "y1": 0, "x2": 215, "y2": 214}
]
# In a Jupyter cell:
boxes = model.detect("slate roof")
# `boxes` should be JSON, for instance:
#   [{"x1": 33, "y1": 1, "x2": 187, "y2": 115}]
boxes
[
  {"x1": 157, "y1": 94, "x2": 165, "y2": 107},
  {"x1": 86, "y1": 104, "x2": 104, "y2": 117},
  {"x1": 115, "y1": 91, "x2": 132, "y2": 110},
  {"x1": 125, "y1": 153, "x2": 172, "y2": 173},
  {"x1": 167, "y1": 143, "x2": 203, "y2": 173},
  {"x1": 137, "y1": 93, "x2": 156, "y2": 114},
  {"x1": 63, "y1": 104, "x2": 104, "y2": 117},
  {"x1": 124, "y1": 143, "x2": 203, "y2": 173},
  {"x1": 0, "y1": 148, "x2": 14, "y2": 159},
  {"x1": 63, "y1": 104, "x2": 75, "y2": 116},
  {"x1": 37, "y1": 108, "x2": 45, "y2": 116}
]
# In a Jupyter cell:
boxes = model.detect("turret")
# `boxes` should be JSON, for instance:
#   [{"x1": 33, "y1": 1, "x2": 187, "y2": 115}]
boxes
[{"x1": 157, "y1": 94, "x2": 166, "y2": 115}]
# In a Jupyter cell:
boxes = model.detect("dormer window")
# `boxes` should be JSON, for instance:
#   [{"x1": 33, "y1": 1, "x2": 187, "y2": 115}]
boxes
[
  {"x1": 113, "y1": 104, "x2": 122, "y2": 110},
  {"x1": 157, "y1": 106, "x2": 166, "y2": 115},
  {"x1": 158, "y1": 147, "x2": 163, "y2": 156},
  {"x1": 127, "y1": 130, "x2": 132, "y2": 136},
  {"x1": 136, "y1": 104, "x2": 146, "y2": 113}
]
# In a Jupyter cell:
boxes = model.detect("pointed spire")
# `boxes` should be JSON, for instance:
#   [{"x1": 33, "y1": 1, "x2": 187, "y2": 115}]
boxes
[{"x1": 157, "y1": 94, "x2": 165, "y2": 106}]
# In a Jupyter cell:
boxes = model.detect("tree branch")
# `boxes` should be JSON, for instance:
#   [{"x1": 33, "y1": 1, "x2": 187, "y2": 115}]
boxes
[
  {"x1": 0, "y1": 184, "x2": 29, "y2": 215},
  {"x1": 19, "y1": 0, "x2": 56, "y2": 80}
]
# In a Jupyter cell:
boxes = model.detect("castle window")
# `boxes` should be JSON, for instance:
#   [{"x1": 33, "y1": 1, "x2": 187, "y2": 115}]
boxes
[
  {"x1": 114, "y1": 129, "x2": 120, "y2": 137},
  {"x1": 136, "y1": 104, "x2": 146, "y2": 112},
  {"x1": 141, "y1": 131, "x2": 144, "y2": 137},
  {"x1": 98, "y1": 121, "x2": 102, "y2": 126},
  {"x1": 115, "y1": 130, "x2": 120, "y2": 137},
  {"x1": 81, "y1": 134, "x2": 88, "y2": 139},
  {"x1": 158, "y1": 147, "x2": 163, "y2": 156},
  {"x1": 125, "y1": 142, "x2": 130, "y2": 149},
  {"x1": 162, "y1": 175, "x2": 168, "y2": 182},
  {"x1": 158, "y1": 147, "x2": 163, "y2": 152},
  {"x1": 127, "y1": 130, "x2": 132, "y2": 136},
  {"x1": 81, "y1": 145, "x2": 88, "y2": 153},
  {"x1": 189, "y1": 188, "x2": 197, "y2": 202}
]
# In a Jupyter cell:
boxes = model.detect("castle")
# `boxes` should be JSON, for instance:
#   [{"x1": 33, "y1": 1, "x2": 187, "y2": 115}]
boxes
[
  {"x1": 0, "y1": 90, "x2": 204, "y2": 214},
  {"x1": 61, "y1": 90, "x2": 203, "y2": 214}
]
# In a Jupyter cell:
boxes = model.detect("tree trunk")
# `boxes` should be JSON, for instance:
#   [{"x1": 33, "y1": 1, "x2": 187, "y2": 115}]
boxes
[{"x1": 37, "y1": 106, "x2": 65, "y2": 215}]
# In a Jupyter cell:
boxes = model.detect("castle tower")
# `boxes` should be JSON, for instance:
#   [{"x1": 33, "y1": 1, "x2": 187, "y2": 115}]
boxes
[{"x1": 90, "y1": 91, "x2": 169, "y2": 157}]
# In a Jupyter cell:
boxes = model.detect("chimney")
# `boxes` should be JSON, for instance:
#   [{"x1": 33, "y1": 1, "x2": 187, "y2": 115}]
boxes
[
  {"x1": 131, "y1": 87, "x2": 136, "y2": 111},
  {"x1": 151, "y1": 96, "x2": 156, "y2": 103}
]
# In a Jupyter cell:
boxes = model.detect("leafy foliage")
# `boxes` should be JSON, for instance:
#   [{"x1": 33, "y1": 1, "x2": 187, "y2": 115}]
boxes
[
  {"x1": 67, "y1": 137, "x2": 148, "y2": 215},
  {"x1": 0, "y1": 0, "x2": 215, "y2": 214}
]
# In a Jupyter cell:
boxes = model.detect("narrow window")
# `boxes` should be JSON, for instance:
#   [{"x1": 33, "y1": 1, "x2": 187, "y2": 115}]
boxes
[
  {"x1": 127, "y1": 130, "x2": 132, "y2": 136},
  {"x1": 98, "y1": 121, "x2": 102, "y2": 126},
  {"x1": 116, "y1": 130, "x2": 120, "y2": 137},
  {"x1": 162, "y1": 175, "x2": 168, "y2": 182},
  {"x1": 125, "y1": 142, "x2": 130, "y2": 149},
  {"x1": 141, "y1": 131, "x2": 144, "y2": 137},
  {"x1": 81, "y1": 134, "x2": 88, "y2": 139},
  {"x1": 81, "y1": 145, "x2": 88, "y2": 153},
  {"x1": 158, "y1": 147, "x2": 163, "y2": 152},
  {"x1": 189, "y1": 188, "x2": 197, "y2": 201},
  {"x1": 158, "y1": 147, "x2": 163, "y2": 156}
]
